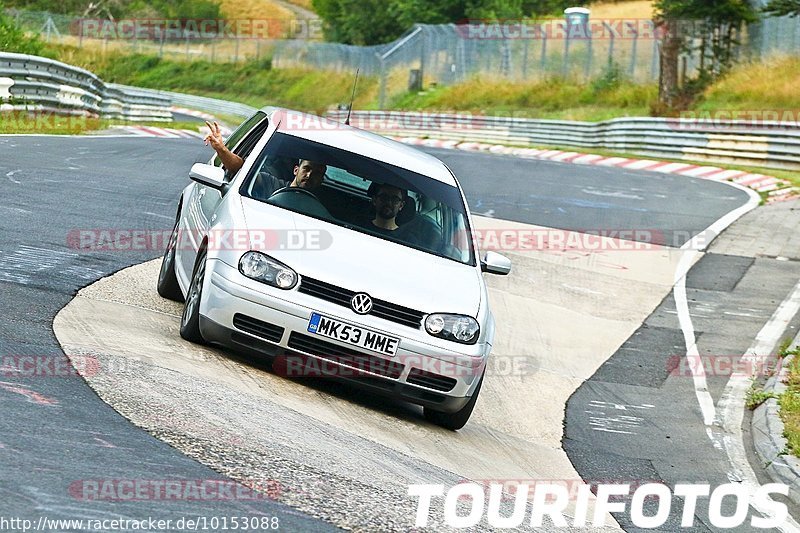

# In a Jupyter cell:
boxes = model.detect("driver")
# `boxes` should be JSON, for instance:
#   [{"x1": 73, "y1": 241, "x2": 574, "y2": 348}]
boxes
[
  {"x1": 204, "y1": 121, "x2": 326, "y2": 191},
  {"x1": 289, "y1": 160, "x2": 327, "y2": 190}
]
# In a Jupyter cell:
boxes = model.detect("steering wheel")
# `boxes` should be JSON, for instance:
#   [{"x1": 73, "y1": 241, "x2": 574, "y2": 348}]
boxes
[
  {"x1": 268, "y1": 186, "x2": 332, "y2": 220},
  {"x1": 268, "y1": 186, "x2": 319, "y2": 200}
]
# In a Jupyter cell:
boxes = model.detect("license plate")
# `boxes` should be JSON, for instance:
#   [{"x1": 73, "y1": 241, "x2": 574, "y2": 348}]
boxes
[{"x1": 307, "y1": 313, "x2": 399, "y2": 356}]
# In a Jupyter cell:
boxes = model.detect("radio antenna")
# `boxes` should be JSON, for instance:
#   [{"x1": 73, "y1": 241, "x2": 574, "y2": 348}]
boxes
[{"x1": 344, "y1": 69, "x2": 359, "y2": 126}]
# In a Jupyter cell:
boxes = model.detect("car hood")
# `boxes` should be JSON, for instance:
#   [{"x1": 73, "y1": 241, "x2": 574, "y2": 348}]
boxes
[{"x1": 239, "y1": 197, "x2": 482, "y2": 317}]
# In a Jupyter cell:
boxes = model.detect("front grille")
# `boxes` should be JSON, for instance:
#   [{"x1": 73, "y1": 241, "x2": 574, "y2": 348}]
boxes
[
  {"x1": 406, "y1": 368, "x2": 458, "y2": 392},
  {"x1": 298, "y1": 276, "x2": 424, "y2": 329},
  {"x1": 233, "y1": 314, "x2": 285, "y2": 343},
  {"x1": 287, "y1": 332, "x2": 404, "y2": 379}
]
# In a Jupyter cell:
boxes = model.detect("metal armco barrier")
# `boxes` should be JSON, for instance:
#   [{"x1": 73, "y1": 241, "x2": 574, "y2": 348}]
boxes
[
  {"x1": 116, "y1": 87, "x2": 258, "y2": 119},
  {"x1": 0, "y1": 52, "x2": 172, "y2": 121},
  {"x1": 327, "y1": 110, "x2": 800, "y2": 171}
]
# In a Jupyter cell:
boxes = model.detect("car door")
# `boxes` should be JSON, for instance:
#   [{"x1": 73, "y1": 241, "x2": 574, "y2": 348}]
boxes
[{"x1": 179, "y1": 111, "x2": 269, "y2": 278}]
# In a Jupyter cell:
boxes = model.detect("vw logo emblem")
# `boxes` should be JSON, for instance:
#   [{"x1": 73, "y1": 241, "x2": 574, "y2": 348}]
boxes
[{"x1": 351, "y1": 293, "x2": 373, "y2": 315}]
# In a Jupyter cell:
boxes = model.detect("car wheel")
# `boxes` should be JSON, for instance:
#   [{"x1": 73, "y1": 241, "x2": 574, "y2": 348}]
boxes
[
  {"x1": 423, "y1": 373, "x2": 483, "y2": 431},
  {"x1": 157, "y1": 214, "x2": 184, "y2": 302},
  {"x1": 180, "y1": 250, "x2": 207, "y2": 344}
]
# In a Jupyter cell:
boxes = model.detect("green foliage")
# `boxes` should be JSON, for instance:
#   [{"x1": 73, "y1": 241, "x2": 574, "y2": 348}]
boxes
[
  {"x1": 763, "y1": 0, "x2": 800, "y2": 17},
  {"x1": 0, "y1": 2, "x2": 44, "y2": 54},
  {"x1": 780, "y1": 355, "x2": 800, "y2": 457},
  {"x1": 590, "y1": 62, "x2": 623, "y2": 95},
  {"x1": 312, "y1": 0, "x2": 586, "y2": 45},
  {"x1": 746, "y1": 380, "x2": 776, "y2": 410},
  {"x1": 56, "y1": 47, "x2": 376, "y2": 114},
  {"x1": 388, "y1": 74, "x2": 655, "y2": 120},
  {"x1": 781, "y1": 392, "x2": 800, "y2": 456},
  {"x1": 654, "y1": 0, "x2": 758, "y2": 111},
  {"x1": 2, "y1": 0, "x2": 221, "y2": 19}
]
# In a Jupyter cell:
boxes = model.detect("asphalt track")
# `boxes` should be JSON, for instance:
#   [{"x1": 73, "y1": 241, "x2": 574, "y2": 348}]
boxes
[{"x1": 0, "y1": 134, "x2": 757, "y2": 530}]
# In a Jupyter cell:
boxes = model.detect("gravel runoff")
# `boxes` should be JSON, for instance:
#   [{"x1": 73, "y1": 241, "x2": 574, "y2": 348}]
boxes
[
  {"x1": 60, "y1": 261, "x2": 619, "y2": 532},
  {"x1": 65, "y1": 348, "x2": 605, "y2": 532}
]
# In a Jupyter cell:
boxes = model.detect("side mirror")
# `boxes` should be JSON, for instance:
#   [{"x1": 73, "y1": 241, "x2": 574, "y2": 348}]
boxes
[
  {"x1": 481, "y1": 251, "x2": 511, "y2": 275},
  {"x1": 189, "y1": 163, "x2": 226, "y2": 190}
]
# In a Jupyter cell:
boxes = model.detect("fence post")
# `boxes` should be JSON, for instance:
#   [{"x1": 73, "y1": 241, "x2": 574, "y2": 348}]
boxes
[
  {"x1": 419, "y1": 32, "x2": 426, "y2": 88},
  {"x1": 628, "y1": 22, "x2": 639, "y2": 78},
  {"x1": 585, "y1": 26, "x2": 593, "y2": 80},
  {"x1": 562, "y1": 21, "x2": 570, "y2": 77},
  {"x1": 651, "y1": 36, "x2": 659, "y2": 80},
  {"x1": 604, "y1": 22, "x2": 615, "y2": 67},
  {"x1": 540, "y1": 24, "x2": 548, "y2": 75},
  {"x1": 378, "y1": 54, "x2": 387, "y2": 109},
  {"x1": 522, "y1": 32, "x2": 529, "y2": 79}
]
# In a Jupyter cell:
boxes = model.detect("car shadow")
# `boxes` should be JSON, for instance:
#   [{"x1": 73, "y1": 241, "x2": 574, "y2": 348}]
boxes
[{"x1": 214, "y1": 345, "x2": 431, "y2": 426}]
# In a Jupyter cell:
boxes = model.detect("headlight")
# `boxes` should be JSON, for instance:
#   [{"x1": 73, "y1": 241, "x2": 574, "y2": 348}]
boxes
[
  {"x1": 424, "y1": 313, "x2": 480, "y2": 344},
  {"x1": 238, "y1": 251, "x2": 297, "y2": 290}
]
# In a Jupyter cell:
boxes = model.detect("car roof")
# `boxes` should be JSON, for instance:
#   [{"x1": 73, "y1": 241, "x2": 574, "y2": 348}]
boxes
[{"x1": 261, "y1": 107, "x2": 458, "y2": 187}]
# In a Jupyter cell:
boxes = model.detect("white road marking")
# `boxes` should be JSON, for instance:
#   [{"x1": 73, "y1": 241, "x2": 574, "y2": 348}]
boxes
[
  {"x1": 581, "y1": 187, "x2": 644, "y2": 200},
  {"x1": 673, "y1": 181, "x2": 800, "y2": 531},
  {"x1": 6, "y1": 170, "x2": 21, "y2": 184},
  {"x1": 0, "y1": 206, "x2": 32, "y2": 214},
  {"x1": 144, "y1": 212, "x2": 173, "y2": 220},
  {"x1": 586, "y1": 401, "x2": 654, "y2": 435}
]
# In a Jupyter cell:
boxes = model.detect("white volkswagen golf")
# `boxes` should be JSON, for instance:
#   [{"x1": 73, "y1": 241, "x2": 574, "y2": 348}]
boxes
[{"x1": 157, "y1": 107, "x2": 511, "y2": 430}]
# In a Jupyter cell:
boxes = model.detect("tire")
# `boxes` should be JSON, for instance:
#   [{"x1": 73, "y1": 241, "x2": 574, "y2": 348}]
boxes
[
  {"x1": 157, "y1": 214, "x2": 184, "y2": 302},
  {"x1": 423, "y1": 373, "x2": 484, "y2": 431},
  {"x1": 180, "y1": 250, "x2": 207, "y2": 344}
]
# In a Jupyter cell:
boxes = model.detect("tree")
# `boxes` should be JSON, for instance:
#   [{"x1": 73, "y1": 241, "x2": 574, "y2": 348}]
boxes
[
  {"x1": 654, "y1": 0, "x2": 757, "y2": 112},
  {"x1": 762, "y1": 0, "x2": 800, "y2": 17},
  {"x1": 312, "y1": 0, "x2": 583, "y2": 45},
  {"x1": 0, "y1": 3, "x2": 44, "y2": 54}
]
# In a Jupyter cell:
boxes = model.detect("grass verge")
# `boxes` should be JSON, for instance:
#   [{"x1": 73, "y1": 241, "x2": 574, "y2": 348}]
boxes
[
  {"x1": 0, "y1": 112, "x2": 201, "y2": 135},
  {"x1": 50, "y1": 45, "x2": 377, "y2": 115},
  {"x1": 388, "y1": 72, "x2": 656, "y2": 121},
  {"x1": 779, "y1": 343, "x2": 800, "y2": 457}
]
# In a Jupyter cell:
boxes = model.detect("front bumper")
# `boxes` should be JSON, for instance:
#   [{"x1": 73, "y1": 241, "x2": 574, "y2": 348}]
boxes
[{"x1": 199, "y1": 259, "x2": 489, "y2": 413}]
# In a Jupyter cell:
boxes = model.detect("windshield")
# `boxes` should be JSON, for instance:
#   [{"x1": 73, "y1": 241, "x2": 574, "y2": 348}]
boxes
[{"x1": 240, "y1": 132, "x2": 474, "y2": 265}]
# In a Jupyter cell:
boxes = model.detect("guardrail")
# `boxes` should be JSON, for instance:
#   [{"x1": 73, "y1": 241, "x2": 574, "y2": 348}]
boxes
[
  {"x1": 4, "y1": 50, "x2": 795, "y2": 172},
  {"x1": 327, "y1": 110, "x2": 800, "y2": 171},
  {"x1": 110, "y1": 86, "x2": 258, "y2": 119},
  {"x1": 0, "y1": 52, "x2": 172, "y2": 121}
]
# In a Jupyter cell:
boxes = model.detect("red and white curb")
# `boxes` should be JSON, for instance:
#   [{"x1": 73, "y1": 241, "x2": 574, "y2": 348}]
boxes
[
  {"x1": 395, "y1": 136, "x2": 798, "y2": 204},
  {"x1": 171, "y1": 106, "x2": 217, "y2": 122},
  {"x1": 109, "y1": 124, "x2": 233, "y2": 139}
]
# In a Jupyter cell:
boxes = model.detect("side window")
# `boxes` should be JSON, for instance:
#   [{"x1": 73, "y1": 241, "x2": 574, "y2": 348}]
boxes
[
  {"x1": 212, "y1": 111, "x2": 267, "y2": 168},
  {"x1": 221, "y1": 116, "x2": 271, "y2": 184},
  {"x1": 232, "y1": 118, "x2": 271, "y2": 161}
]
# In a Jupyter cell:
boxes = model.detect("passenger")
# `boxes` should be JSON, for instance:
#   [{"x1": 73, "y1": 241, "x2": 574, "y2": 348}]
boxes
[
  {"x1": 205, "y1": 121, "x2": 245, "y2": 175},
  {"x1": 363, "y1": 183, "x2": 408, "y2": 236}
]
